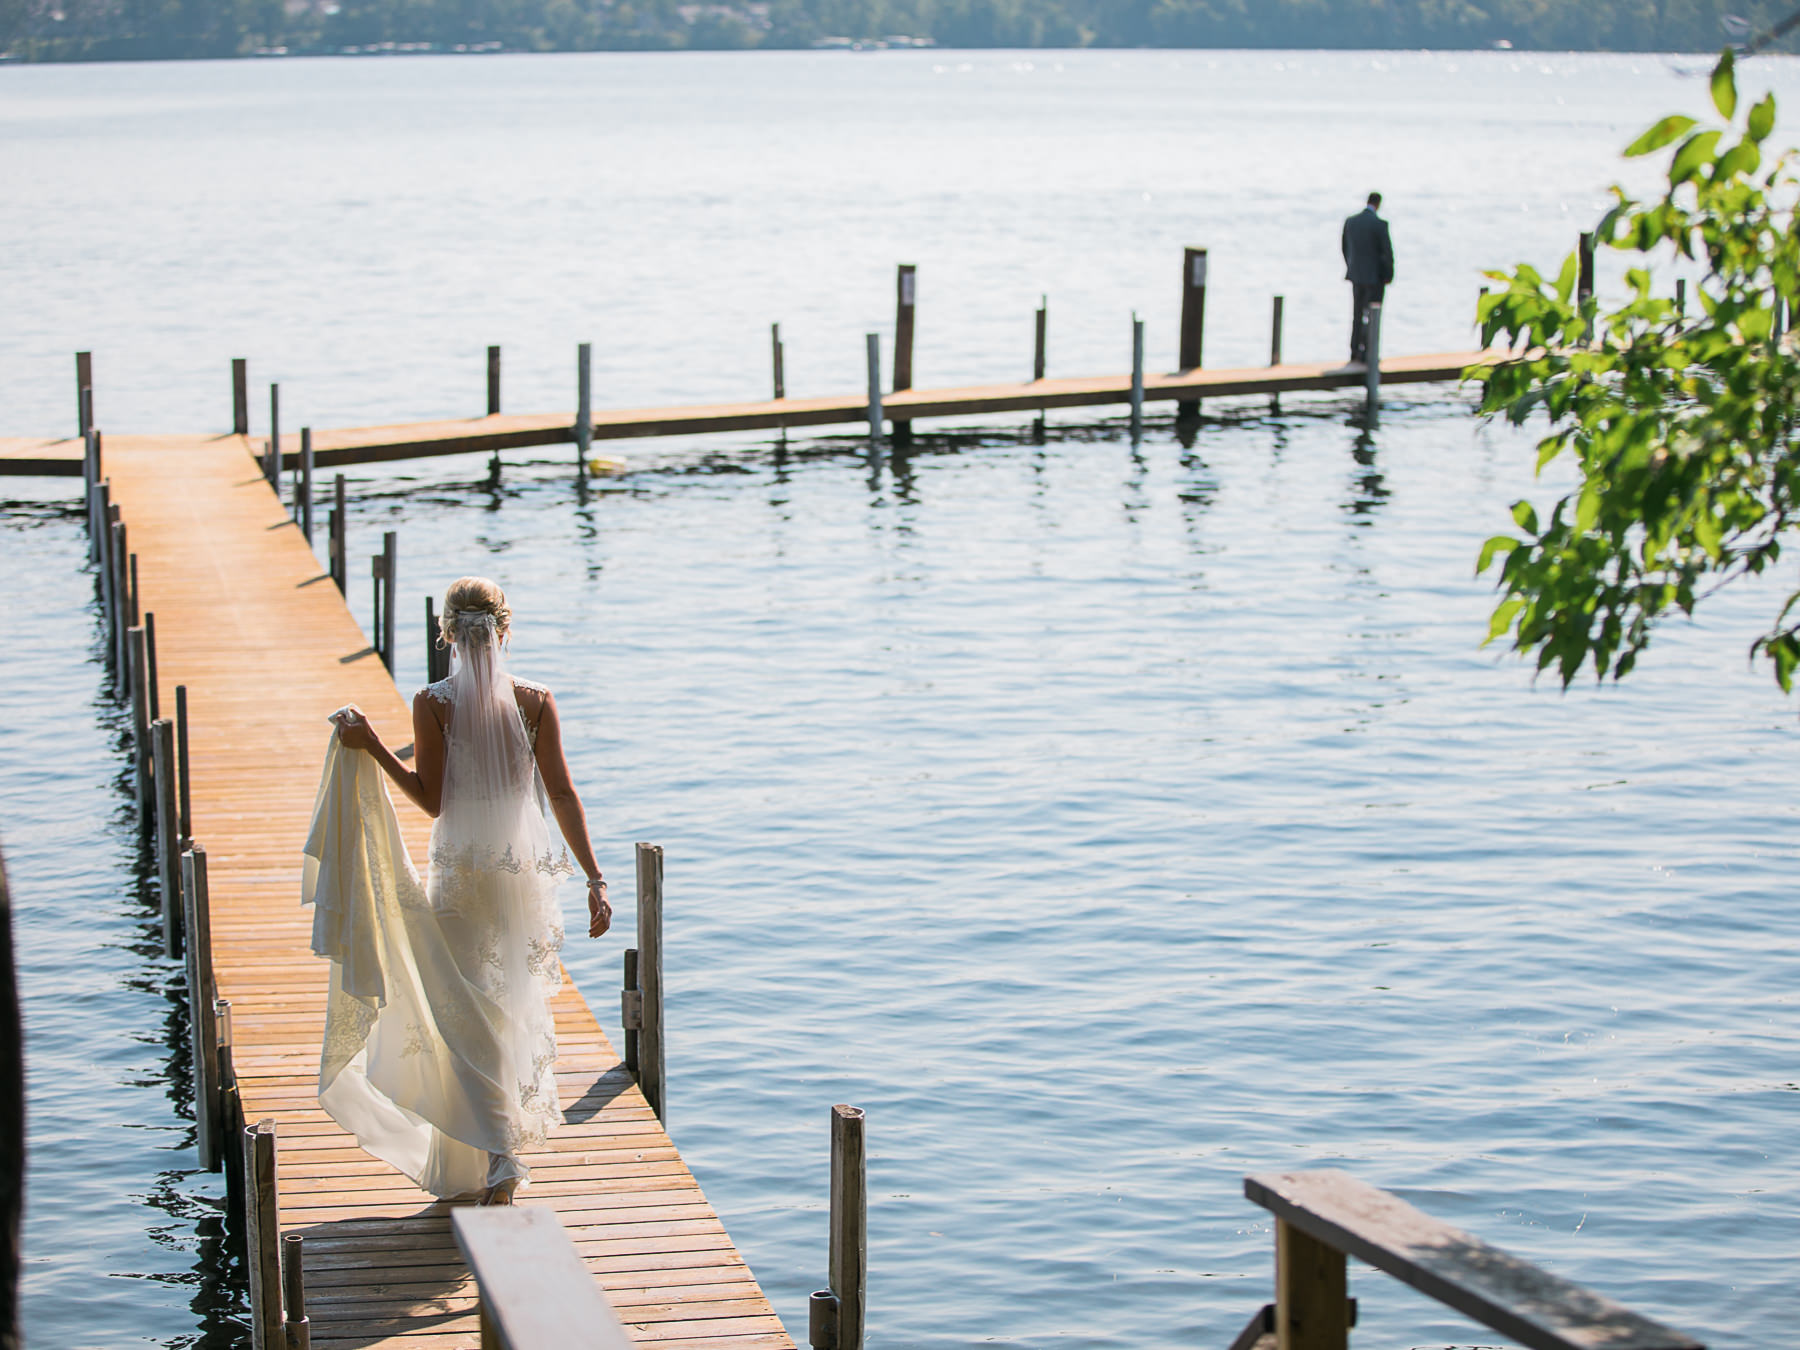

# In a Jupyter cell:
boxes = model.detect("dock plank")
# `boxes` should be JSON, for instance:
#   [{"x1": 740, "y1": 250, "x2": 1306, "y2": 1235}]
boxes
[{"x1": 102, "y1": 438, "x2": 794, "y2": 1347}]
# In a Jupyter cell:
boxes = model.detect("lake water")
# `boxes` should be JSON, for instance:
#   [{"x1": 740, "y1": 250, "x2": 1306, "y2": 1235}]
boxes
[{"x1": 3, "y1": 48, "x2": 1799, "y2": 1350}]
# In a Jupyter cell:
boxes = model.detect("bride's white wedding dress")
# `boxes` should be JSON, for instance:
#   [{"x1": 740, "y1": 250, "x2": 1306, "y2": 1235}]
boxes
[{"x1": 302, "y1": 614, "x2": 571, "y2": 1198}]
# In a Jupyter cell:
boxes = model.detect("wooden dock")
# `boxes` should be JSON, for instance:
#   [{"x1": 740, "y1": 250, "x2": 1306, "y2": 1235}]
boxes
[
  {"x1": 0, "y1": 349, "x2": 1502, "y2": 477},
  {"x1": 102, "y1": 433, "x2": 794, "y2": 1350}
]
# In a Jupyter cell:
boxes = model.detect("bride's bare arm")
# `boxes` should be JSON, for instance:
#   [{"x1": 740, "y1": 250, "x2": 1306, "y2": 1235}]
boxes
[
  {"x1": 531, "y1": 690, "x2": 611, "y2": 938},
  {"x1": 334, "y1": 695, "x2": 445, "y2": 818}
]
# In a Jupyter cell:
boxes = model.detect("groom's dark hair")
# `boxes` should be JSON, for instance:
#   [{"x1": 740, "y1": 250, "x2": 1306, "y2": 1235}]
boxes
[{"x1": 1367, "y1": 192, "x2": 1383, "y2": 208}]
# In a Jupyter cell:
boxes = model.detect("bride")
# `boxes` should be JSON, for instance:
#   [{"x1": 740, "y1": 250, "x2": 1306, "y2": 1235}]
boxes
[{"x1": 319, "y1": 576, "x2": 611, "y2": 1205}]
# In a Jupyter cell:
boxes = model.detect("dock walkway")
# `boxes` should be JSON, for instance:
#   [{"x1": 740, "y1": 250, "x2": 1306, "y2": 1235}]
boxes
[
  {"x1": 104, "y1": 433, "x2": 793, "y2": 1350},
  {"x1": 1, "y1": 349, "x2": 1501, "y2": 476}
]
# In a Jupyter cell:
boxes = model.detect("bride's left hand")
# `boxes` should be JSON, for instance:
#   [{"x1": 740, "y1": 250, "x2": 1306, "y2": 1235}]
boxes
[
  {"x1": 334, "y1": 706, "x2": 381, "y2": 752},
  {"x1": 587, "y1": 878, "x2": 611, "y2": 938}
]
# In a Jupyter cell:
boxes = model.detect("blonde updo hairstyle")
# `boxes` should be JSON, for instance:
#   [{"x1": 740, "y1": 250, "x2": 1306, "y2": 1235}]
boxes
[{"x1": 439, "y1": 576, "x2": 512, "y2": 647}]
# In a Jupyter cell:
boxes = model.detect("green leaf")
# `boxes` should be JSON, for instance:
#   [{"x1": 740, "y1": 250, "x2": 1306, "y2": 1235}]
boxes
[
  {"x1": 1712, "y1": 49, "x2": 1737, "y2": 121},
  {"x1": 1625, "y1": 113, "x2": 1697, "y2": 157},
  {"x1": 1477, "y1": 535, "x2": 1518, "y2": 574},
  {"x1": 1747, "y1": 93, "x2": 1776, "y2": 144},
  {"x1": 1511, "y1": 500, "x2": 1540, "y2": 535},
  {"x1": 1485, "y1": 598, "x2": 1524, "y2": 645},
  {"x1": 1669, "y1": 130, "x2": 1724, "y2": 185}
]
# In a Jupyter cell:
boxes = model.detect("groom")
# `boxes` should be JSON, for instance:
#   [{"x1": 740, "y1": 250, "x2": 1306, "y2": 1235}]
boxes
[{"x1": 1342, "y1": 192, "x2": 1394, "y2": 364}]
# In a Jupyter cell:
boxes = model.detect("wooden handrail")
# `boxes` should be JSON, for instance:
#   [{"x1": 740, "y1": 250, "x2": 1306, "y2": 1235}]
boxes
[
  {"x1": 1241, "y1": 1170, "x2": 1703, "y2": 1350},
  {"x1": 452, "y1": 1207, "x2": 634, "y2": 1350}
]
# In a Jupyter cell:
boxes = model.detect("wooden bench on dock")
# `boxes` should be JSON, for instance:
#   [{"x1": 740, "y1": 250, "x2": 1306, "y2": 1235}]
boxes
[{"x1": 1234, "y1": 1169, "x2": 1703, "y2": 1350}]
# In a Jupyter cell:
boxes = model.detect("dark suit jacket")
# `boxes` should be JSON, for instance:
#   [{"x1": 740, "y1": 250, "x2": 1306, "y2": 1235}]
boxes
[{"x1": 1342, "y1": 207, "x2": 1394, "y2": 286}]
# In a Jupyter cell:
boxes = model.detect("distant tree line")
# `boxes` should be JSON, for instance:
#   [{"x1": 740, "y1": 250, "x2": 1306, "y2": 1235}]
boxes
[{"x1": 3, "y1": 0, "x2": 1798, "y2": 62}]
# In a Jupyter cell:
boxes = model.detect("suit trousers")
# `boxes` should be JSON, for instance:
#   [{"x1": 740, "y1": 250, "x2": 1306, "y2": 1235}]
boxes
[{"x1": 1350, "y1": 282, "x2": 1386, "y2": 362}]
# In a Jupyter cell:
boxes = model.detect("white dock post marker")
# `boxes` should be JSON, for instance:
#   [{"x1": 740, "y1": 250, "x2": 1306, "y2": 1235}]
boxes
[
  {"x1": 300, "y1": 428, "x2": 314, "y2": 545},
  {"x1": 1364, "y1": 302, "x2": 1383, "y2": 422},
  {"x1": 267, "y1": 383, "x2": 280, "y2": 489},
  {"x1": 576, "y1": 342, "x2": 593, "y2": 476},
  {"x1": 1129, "y1": 312, "x2": 1145, "y2": 441},
  {"x1": 865, "y1": 333, "x2": 883, "y2": 443}
]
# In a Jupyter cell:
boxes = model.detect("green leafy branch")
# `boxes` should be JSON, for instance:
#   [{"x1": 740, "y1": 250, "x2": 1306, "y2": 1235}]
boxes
[{"x1": 1470, "y1": 49, "x2": 1800, "y2": 692}]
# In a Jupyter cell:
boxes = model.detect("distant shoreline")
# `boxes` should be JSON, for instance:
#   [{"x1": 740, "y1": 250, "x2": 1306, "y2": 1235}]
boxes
[{"x1": 2, "y1": 40, "x2": 1792, "y2": 65}]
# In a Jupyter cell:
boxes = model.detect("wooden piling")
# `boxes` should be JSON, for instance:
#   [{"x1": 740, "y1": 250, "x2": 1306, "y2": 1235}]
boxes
[
  {"x1": 330, "y1": 474, "x2": 346, "y2": 594},
  {"x1": 300, "y1": 428, "x2": 314, "y2": 545},
  {"x1": 1675, "y1": 278, "x2": 1687, "y2": 317},
  {"x1": 1270, "y1": 295, "x2": 1285, "y2": 366},
  {"x1": 1364, "y1": 302, "x2": 1383, "y2": 422},
  {"x1": 218, "y1": 999, "x2": 241, "y2": 1238},
  {"x1": 152, "y1": 718, "x2": 182, "y2": 960},
  {"x1": 282, "y1": 1234, "x2": 310, "y2": 1350},
  {"x1": 1275, "y1": 1218, "x2": 1350, "y2": 1350},
  {"x1": 129, "y1": 626, "x2": 150, "y2": 818},
  {"x1": 182, "y1": 846, "x2": 221, "y2": 1170},
  {"x1": 635, "y1": 842, "x2": 665, "y2": 1122},
  {"x1": 175, "y1": 685, "x2": 191, "y2": 848},
  {"x1": 772, "y1": 323, "x2": 786, "y2": 401},
  {"x1": 145, "y1": 610, "x2": 161, "y2": 722},
  {"x1": 828, "y1": 1104, "x2": 867, "y2": 1350},
  {"x1": 370, "y1": 553, "x2": 384, "y2": 667},
  {"x1": 1129, "y1": 314, "x2": 1145, "y2": 439},
  {"x1": 576, "y1": 343, "x2": 593, "y2": 476},
  {"x1": 110, "y1": 519, "x2": 128, "y2": 682},
  {"x1": 243, "y1": 1119, "x2": 284, "y2": 1350},
  {"x1": 1578, "y1": 231, "x2": 1595, "y2": 307},
  {"x1": 1178, "y1": 246, "x2": 1208, "y2": 416},
  {"x1": 486, "y1": 345, "x2": 501, "y2": 416},
  {"x1": 0, "y1": 846, "x2": 20, "y2": 1350},
  {"x1": 381, "y1": 532, "x2": 396, "y2": 676},
  {"x1": 267, "y1": 384, "x2": 281, "y2": 489},
  {"x1": 864, "y1": 334, "x2": 883, "y2": 443},
  {"x1": 893, "y1": 264, "x2": 916, "y2": 393},
  {"x1": 76, "y1": 351, "x2": 93, "y2": 437},
  {"x1": 1034, "y1": 295, "x2": 1047, "y2": 382},
  {"x1": 622, "y1": 947, "x2": 640, "y2": 1076},
  {"x1": 97, "y1": 486, "x2": 114, "y2": 636},
  {"x1": 232, "y1": 360, "x2": 249, "y2": 436}
]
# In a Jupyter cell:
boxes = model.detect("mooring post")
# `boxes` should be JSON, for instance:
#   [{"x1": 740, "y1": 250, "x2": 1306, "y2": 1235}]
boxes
[
  {"x1": 1129, "y1": 313, "x2": 1145, "y2": 441},
  {"x1": 1178, "y1": 246, "x2": 1208, "y2": 416},
  {"x1": 175, "y1": 685, "x2": 192, "y2": 848},
  {"x1": 1270, "y1": 294, "x2": 1286, "y2": 413},
  {"x1": 622, "y1": 947, "x2": 640, "y2": 1076},
  {"x1": 183, "y1": 846, "x2": 221, "y2": 1170},
  {"x1": 894, "y1": 265, "x2": 917, "y2": 391},
  {"x1": 145, "y1": 610, "x2": 161, "y2": 722},
  {"x1": 83, "y1": 415, "x2": 97, "y2": 558},
  {"x1": 486, "y1": 345, "x2": 501, "y2": 416},
  {"x1": 129, "y1": 625, "x2": 151, "y2": 818},
  {"x1": 635, "y1": 841, "x2": 665, "y2": 1122},
  {"x1": 266, "y1": 384, "x2": 281, "y2": 489},
  {"x1": 300, "y1": 428, "x2": 315, "y2": 544},
  {"x1": 110, "y1": 519, "x2": 128, "y2": 683},
  {"x1": 1578, "y1": 231, "x2": 1595, "y2": 309},
  {"x1": 218, "y1": 1000, "x2": 242, "y2": 1237},
  {"x1": 771, "y1": 323, "x2": 786, "y2": 401},
  {"x1": 76, "y1": 351, "x2": 93, "y2": 437},
  {"x1": 865, "y1": 334, "x2": 883, "y2": 444},
  {"x1": 153, "y1": 718, "x2": 182, "y2": 960},
  {"x1": 809, "y1": 1104, "x2": 868, "y2": 1350},
  {"x1": 243, "y1": 1119, "x2": 284, "y2": 1350},
  {"x1": 282, "y1": 1233, "x2": 310, "y2": 1350},
  {"x1": 1275, "y1": 1218, "x2": 1350, "y2": 1350},
  {"x1": 97, "y1": 489, "x2": 114, "y2": 638},
  {"x1": 1034, "y1": 295, "x2": 1048, "y2": 382},
  {"x1": 1364, "y1": 302, "x2": 1383, "y2": 423},
  {"x1": 576, "y1": 342, "x2": 593, "y2": 477},
  {"x1": 232, "y1": 359, "x2": 249, "y2": 436},
  {"x1": 1675, "y1": 278, "x2": 1687, "y2": 318},
  {"x1": 380, "y1": 532, "x2": 397, "y2": 674},
  {"x1": 331, "y1": 475, "x2": 346, "y2": 594}
]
